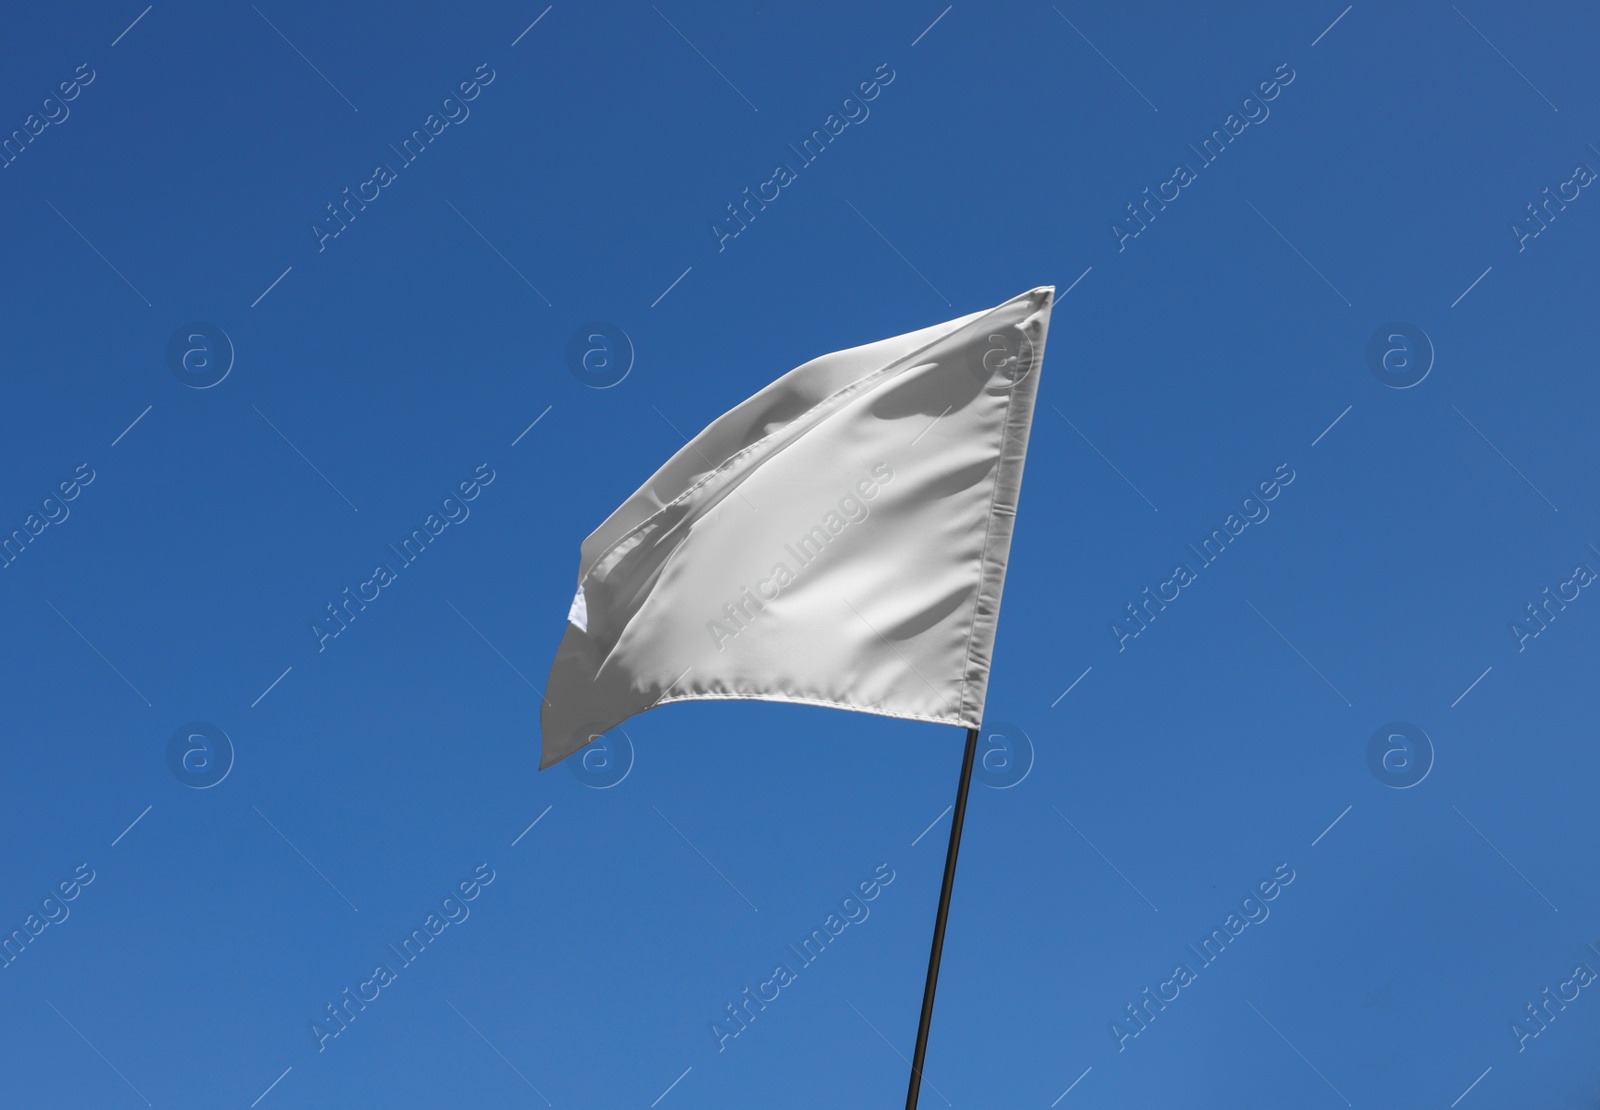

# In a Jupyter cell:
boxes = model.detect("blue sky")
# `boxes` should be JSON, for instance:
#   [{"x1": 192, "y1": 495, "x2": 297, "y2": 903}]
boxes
[{"x1": 2, "y1": 1, "x2": 1599, "y2": 1106}]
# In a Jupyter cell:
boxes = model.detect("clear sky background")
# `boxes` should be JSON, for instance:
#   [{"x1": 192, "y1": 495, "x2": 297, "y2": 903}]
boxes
[{"x1": 2, "y1": 1, "x2": 1598, "y2": 1107}]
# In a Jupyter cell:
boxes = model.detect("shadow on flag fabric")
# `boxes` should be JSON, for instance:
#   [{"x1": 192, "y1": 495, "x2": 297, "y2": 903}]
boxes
[{"x1": 541, "y1": 287, "x2": 1054, "y2": 769}]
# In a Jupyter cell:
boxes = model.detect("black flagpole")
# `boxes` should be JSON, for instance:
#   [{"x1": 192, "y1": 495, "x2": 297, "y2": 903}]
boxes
[{"x1": 905, "y1": 726, "x2": 980, "y2": 1110}]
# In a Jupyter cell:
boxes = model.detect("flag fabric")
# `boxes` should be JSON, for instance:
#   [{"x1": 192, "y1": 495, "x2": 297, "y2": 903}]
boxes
[{"x1": 541, "y1": 287, "x2": 1055, "y2": 769}]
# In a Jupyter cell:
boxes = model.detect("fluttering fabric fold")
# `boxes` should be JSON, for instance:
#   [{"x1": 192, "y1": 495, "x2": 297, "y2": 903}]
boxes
[{"x1": 541, "y1": 287, "x2": 1054, "y2": 769}]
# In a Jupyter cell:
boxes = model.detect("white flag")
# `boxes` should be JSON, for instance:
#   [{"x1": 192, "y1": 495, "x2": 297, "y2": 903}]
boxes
[{"x1": 541, "y1": 287, "x2": 1054, "y2": 768}]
